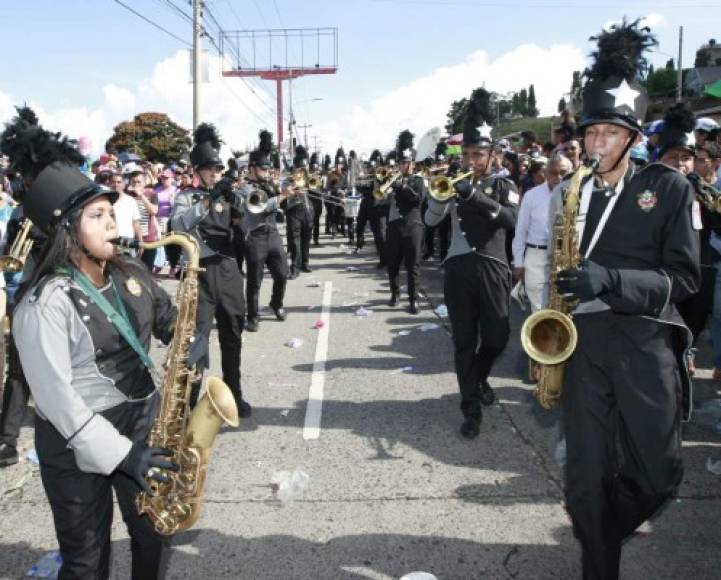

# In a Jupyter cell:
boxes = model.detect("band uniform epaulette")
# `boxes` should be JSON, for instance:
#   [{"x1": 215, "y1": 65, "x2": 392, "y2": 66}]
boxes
[{"x1": 30, "y1": 272, "x2": 71, "y2": 303}]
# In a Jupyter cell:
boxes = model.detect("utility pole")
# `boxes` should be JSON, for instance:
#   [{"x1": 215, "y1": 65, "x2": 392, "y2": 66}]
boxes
[
  {"x1": 677, "y1": 25, "x2": 684, "y2": 102},
  {"x1": 298, "y1": 124, "x2": 312, "y2": 149},
  {"x1": 288, "y1": 78, "x2": 295, "y2": 158},
  {"x1": 311, "y1": 135, "x2": 321, "y2": 155},
  {"x1": 193, "y1": 0, "x2": 202, "y2": 129}
]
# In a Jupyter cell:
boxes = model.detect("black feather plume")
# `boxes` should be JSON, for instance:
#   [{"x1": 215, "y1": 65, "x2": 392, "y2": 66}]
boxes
[
  {"x1": 369, "y1": 149, "x2": 382, "y2": 164},
  {"x1": 310, "y1": 152, "x2": 319, "y2": 166},
  {"x1": 0, "y1": 106, "x2": 84, "y2": 179},
  {"x1": 323, "y1": 154, "x2": 331, "y2": 170},
  {"x1": 193, "y1": 122, "x2": 222, "y2": 150},
  {"x1": 396, "y1": 130, "x2": 414, "y2": 152},
  {"x1": 295, "y1": 145, "x2": 308, "y2": 159},
  {"x1": 435, "y1": 140, "x2": 447, "y2": 157},
  {"x1": 258, "y1": 130, "x2": 273, "y2": 154},
  {"x1": 335, "y1": 147, "x2": 345, "y2": 159},
  {"x1": 586, "y1": 18, "x2": 657, "y2": 82},
  {"x1": 663, "y1": 102, "x2": 696, "y2": 134},
  {"x1": 467, "y1": 88, "x2": 494, "y2": 126},
  {"x1": 462, "y1": 101, "x2": 489, "y2": 140}
]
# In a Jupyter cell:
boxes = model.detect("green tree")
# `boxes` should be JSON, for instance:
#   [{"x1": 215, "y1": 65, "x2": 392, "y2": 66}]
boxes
[
  {"x1": 646, "y1": 68, "x2": 677, "y2": 97},
  {"x1": 527, "y1": 84, "x2": 539, "y2": 117},
  {"x1": 105, "y1": 112, "x2": 191, "y2": 164},
  {"x1": 445, "y1": 97, "x2": 468, "y2": 134},
  {"x1": 665, "y1": 58, "x2": 675, "y2": 70},
  {"x1": 518, "y1": 88, "x2": 528, "y2": 116},
  {"x1": 558, "y1": 97, "x2": 567, "y2": 113}
]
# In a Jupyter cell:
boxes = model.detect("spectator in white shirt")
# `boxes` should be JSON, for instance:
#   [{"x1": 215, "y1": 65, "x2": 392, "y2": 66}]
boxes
[
  {"x1": 512, "y1": 154, "x2": 572, "y2": 311},
  {"x1": 110, "y1": 171, "x2": 142, "y2": 242}
]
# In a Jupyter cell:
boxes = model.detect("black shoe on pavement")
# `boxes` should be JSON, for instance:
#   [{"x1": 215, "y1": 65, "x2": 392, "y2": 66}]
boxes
[
  {"x1": 460, "y1": 415, "x2": 481, "y2": 439},
  {"x1": 272, "y1": 307, "x2": 287, "y2": 321},
  {"x1": 288, "y1": 270, "x2": 299, "y2": 280},
  {"x1": 301, "y1": 266, "x2": 312, "y2": 273},
  {"x1": 388, "y1": 293, "x2": 399, "y2": 307},
  {"x1": 313, "y1": 240, "x2": 320, "y2": 246},
  {"x1": 236, "y1": 398, "x2": 252, "y2": 418},
  {"x1": 407, "y1": 301, "x2": 419, "y2": 315},
  {"x1": 0, "y1": 443, "x2": 18, "y2": 468},
  {"x1": 246, "y1": 318, "x2": 259, "y2": 332},
  {"x1": 376, "y1": 262, "x2": 386, "y2": 269},
  {"x1": 480, "y1": 380, "x2": 496, "y2": 406}
]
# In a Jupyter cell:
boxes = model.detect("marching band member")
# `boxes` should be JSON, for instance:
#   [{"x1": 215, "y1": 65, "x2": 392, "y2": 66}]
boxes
[
  {"x1": 170, "y1": 124, "x2": 251, "y2": 416},
  {"x1": 283, "y1": 145, "x2": 314, "y2": 276},
  {"x1": 550, "y1": 21, "x2": 699, "y2": 579},
  {"x1": 322, "y1": 154, "x2": 334, "y2": 236},
  {"x1": 238, "y1": 130, "x2": 289, "y2": 330},
  {"x1": 424, "y1": 95, "x2": 519, "y2": 438},
  {"x1": 327, "y1": 148, "x2": 348, "y2": 239},
  {"x1": 386, "y1": 130, "x2": 428, "y2": 314},
  {"x1": 308, "y1": 152, "x2": 324, "y2": 245},
  {"x1": 8, "y1": 109, "x2": 181, "y2": 579},
  {"x1": 354, "y1": 150, "x2": 381, "y2": 254},
  {"x1": 423, "y1": 143, "x2": 451, "y2": 261}
]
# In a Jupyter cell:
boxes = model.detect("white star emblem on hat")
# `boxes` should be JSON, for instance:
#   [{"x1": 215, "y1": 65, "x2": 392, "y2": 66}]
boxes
[
  {"x1": 606, "y1": 80, "x2": 639, "y2": 110},
  {"x1": 402, "y1": 148, "x2": 412, "y2": 158},
  {"x1": 476, "y1": 122, "x2": 493, "y2": 139}
]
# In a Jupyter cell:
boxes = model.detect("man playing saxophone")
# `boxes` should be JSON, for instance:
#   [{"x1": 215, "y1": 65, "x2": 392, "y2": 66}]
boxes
[
  {"x1": 547, "y1": 21, "x2": 699, "y2": 580},
  {"x1": 7, "y1": 108, "x2": 184, "y2": 579}
]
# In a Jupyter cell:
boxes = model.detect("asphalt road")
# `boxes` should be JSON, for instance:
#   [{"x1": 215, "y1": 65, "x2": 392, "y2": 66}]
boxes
[{"x1": 1, "y1": 232, "x2": 721, "y2": 579}]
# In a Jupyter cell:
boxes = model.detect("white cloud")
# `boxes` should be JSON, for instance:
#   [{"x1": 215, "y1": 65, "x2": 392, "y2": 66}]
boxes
[
  {"x1": 641, "y1": 13, "x2": 668, "y2": 29},
  {"x1": 0, "y1": 42, "x2": 585, "y2": 160},
  {"x1": 316, "y1": 43, "x2": 585, "y2": 154}
]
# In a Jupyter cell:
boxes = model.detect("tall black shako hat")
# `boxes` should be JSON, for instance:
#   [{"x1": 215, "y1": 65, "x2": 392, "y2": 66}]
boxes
[
  {"x1": 657, "y1": 103, "x2": 696, "y2": 158},
  {"x1": 309, "y1": 152, "x2": 320, "y2": 171},
  {"x1": 189, "y1": 122, "x2": 223, "y2": 169},
  {"x1": 462, "y1": 91, "x2": 494, "y2": 148},
  {"x1": 334, "y1": 147, "x2": 346, "y2": 167},
  {"x1": 434, "y1": 140, "x2": 448, "y2": 163},
  {"x1": 293, "y1": 145, "x2": 309, "y2": 169},
  {"x1": 323, "y1": 154, "x2": 332, "y2": 171},
  {"x1": 368, "y1": 149, "x2": 383, "y2": 167},
  {"x1": 0, "y1": 106, "x2": 115, "y2": 234},
  {"x1": 249, "y1": 130, "x2": 274, "y2": 169},
  {"x1": 578, "y1": 18, "x2": 657, "y2": 133},
  {"x1": 396, "y1": 130, "x2": 415, "y2": 162}
]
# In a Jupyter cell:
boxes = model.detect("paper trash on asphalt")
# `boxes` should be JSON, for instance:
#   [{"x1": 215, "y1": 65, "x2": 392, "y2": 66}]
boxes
[
  {"x1": 434, "y1": 304, "x2": 448, "y2": 318},
  {"x1": 355, "y1": 307, "x2": 372, "y2": 317},
  {"x1": 418, "y1": 323, "x2": 439, "y2": 332},
  {"x1": 270, "y1": 469, "x2": 310, "y2": 503},
  {"x1": 285, "y1": 338, "x2": 304, "y2": 349}
]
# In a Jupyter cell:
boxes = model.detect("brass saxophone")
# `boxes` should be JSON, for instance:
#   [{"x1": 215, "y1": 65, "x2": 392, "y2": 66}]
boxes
[
  {"x1": 0, "y1": 218, "x2": 34, "y2": 272},
  {"x1": 115, "y1": 233, "x2": 239, "y2": 535},
  {"x1": 520, "y1": 155, "x2": 599, "y2": 409},
  {"x1": 687, "y1": 172, "x2": 721, "y2": 213}
]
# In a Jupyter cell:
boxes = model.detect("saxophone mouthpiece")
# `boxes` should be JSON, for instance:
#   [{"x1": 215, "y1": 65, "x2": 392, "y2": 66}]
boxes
[
  {"x1": 111, "y1": 237, "x2": 141, "y2": 250},
  {"x1": 585, "y1": 153, "x2": 602, "y2": 171}
]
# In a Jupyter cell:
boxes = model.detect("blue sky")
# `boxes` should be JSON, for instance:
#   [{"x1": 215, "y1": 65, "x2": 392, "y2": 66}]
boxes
[{"x1": 1, "y1": 0, "x2": 719, "y2": 155}]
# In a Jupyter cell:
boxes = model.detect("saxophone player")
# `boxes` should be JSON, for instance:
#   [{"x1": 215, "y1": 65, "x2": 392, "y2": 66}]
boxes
[
  {"x1": 171, "y1": 124, "x2": 252, "y2": 416},
  {"x1": 7, "y1": 109, "x2": 185, "y2": 579},
  {"x1": 424, "y1": 94, "x2": 518, "y2": 438},
  {"x1": 549, "y1": 21, "x2": 699, "y2": 580}
]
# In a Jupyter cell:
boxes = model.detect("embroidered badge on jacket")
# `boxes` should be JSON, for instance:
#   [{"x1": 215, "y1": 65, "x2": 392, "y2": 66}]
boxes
[
  {"x1": 126, "y1": 278, "x2": 142, "y2": 296},
  {"x1": 214, "y1": 201, "x2": 224, "y2": 213},
  {"x1": 637, "y1": 190, "x2": 657, "y2": 212}
]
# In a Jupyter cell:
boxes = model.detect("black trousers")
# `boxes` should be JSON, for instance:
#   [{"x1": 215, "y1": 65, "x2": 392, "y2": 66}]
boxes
[
  {"x1": 371, "y1": 205, "x2": 389, "y2": 266},
  {"x1": 0, "y1": 334, "x2": 30, "y2": 447},
  {"x1": 444, "y1": 253, "x2": 511, "y2": 418},
  {"x1": 355, "y1": 197, "x2": 373, "y2": 249},
  {"x1": 386, "y1": 217, "x2": 424, "y2": 301},
  {"x1": 195, "y1": 256, "x2": 246, "y2": 403},
  {"x1": 245, "y1": 229, "x2": 288, "y2": 321},
  {"x1": 563, "y1": 312, "x2": 683, "y2": 580},
  {"x1": 677, "y1": 263, "x2": 715, "y2": 345},
  {"x1": 311, "y1": 198, "x2": 323, "y2": 243},
  {"x1": 345, "y1": 217, "x2": 355, "y2": 244},
  {"x1": 35, "y1": 394, "x2": 169, "y2": 580},
  {"x1": 324, "y1": 201, "x2": 335, "y2": 234},
  {"x1": 287, "y1": 212, "x2": 312, "y2": 272},
  {"x1": 424, "y1": 215, "x2": 451, "y2": 260},
  {"x1": 139, "y1": 248, "x2": 157, "y2": 271}
]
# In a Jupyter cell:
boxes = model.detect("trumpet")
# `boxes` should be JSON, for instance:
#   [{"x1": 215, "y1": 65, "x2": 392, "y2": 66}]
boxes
[
  {"x1": 0, "y1": 219, "x2": 33, "y2": 272},
  {"x1": 428, "y1": 171, "x2": 475, "y2": 203},
  {"x1": 246, "y1": 188, "x2": 269, "y2": 214},
  {"x1": 372, "y1": 171, "x2": 402, "y2": 201},
  {"x1": 375, "y1": 167, "x2": 393, "y2": 181},
  {"x1": 419, "y1": 165, "x2": 449, "y2": 178}
]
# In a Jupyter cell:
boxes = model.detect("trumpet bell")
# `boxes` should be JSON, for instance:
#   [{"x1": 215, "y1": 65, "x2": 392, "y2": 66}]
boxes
[
  {"x1": 520, "y1": 309, "x2": 577, "y2": 366},
  {"x1": 246, "y1": 190, "x2": 268, "y2": 214},
  {"x1": 428, "y1": 176, "x2": 455, "y2": 203}
]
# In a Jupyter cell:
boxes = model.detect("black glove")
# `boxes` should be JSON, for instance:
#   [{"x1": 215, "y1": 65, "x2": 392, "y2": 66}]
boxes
[
  {"x1": 210, "y1": 177, "x2": 235, "y2": 202},
  {"x1": 453, "y1": 179, "x2": 473, "y2": 200},
  {"x1": 556, "y1": 259, "x2": 617, "y2": 302},
  {"x1": 118, "y1": 441, "x2": 178, "y2": 493},
  {"x1": 187, "y1": 331, "x2": 209, "y2": 368}
]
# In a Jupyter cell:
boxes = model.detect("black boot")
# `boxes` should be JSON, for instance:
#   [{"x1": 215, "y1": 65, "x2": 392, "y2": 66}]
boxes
[
  {"x1": 407, "y1": 300, "x2": 419, "y2": 315},
  {"x1": 460, "y1": 414, "x2": 482, "y2": 439},
  {"x1": 272, "y1": 306, "x2": 287, "y2": 321},
  {"x1": 0, "y1": 443, "x2": 18, "y2": 468},
  {"x1": 480, "y1": 380, "x2": 496, "y2": 406},
  {"x1": 388, "y1": 293, "x2": 399, "y2": 307},
  {"x1": 234, "y1": 394, "x2": 252, "y2": 418},
  {"x1": 246, "y1": 318, "x2": 259, "y2": 332}
]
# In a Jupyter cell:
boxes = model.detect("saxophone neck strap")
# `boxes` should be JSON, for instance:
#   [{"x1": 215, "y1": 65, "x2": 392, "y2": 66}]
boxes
[{"x1": 58, "y1": 266, "x2": 155, "y2": 370}]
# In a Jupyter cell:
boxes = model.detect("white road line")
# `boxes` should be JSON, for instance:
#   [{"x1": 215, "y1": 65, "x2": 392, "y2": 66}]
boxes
[{"x1": 303, "y1": 281, "x2": 333, "y2": 440}]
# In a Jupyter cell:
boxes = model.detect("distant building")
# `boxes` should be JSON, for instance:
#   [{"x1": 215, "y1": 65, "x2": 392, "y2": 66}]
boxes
[
  {"x1": 696, "y1": 39, "x2": 721, "y2": 67},
  {"x1": 684, "y1": 65, "x2": 721, "y2": 97}
]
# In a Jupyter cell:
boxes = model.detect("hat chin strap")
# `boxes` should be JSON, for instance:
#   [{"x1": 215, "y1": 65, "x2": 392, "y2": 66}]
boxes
[{"x1": 596, "y1": 135, "x2": 635, "y2": 177}]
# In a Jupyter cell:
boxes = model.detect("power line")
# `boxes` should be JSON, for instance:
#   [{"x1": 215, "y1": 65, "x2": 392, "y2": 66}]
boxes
[{"x1": 114, "y1": 0, "x2": 192, "y2": 47}]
